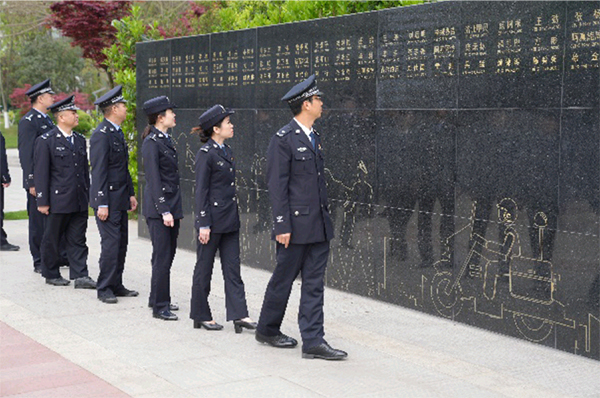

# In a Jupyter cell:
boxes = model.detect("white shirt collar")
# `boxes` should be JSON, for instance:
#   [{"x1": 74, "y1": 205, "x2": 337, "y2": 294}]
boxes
[
  {"x1": 33, "y1": 108, "x2": 49, "y2": 118},
  {"x1": 56, "y1": 125, "x2": 72, "y2": 138},
  {"x1": 106, "y1": 118, "x2": 120, "y2": 131},
  {"x1": 293, "y1": 118, "x2": 313, "y2": 140}
]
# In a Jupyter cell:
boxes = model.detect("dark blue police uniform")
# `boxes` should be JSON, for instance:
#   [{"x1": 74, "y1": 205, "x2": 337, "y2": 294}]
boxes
[
  {"x1": 1, "y1": 131, "x2": 18, "y2": 251},
  {"x1": 141, "y1": 96, "x2": 182, "y2": 317},
  {"x1": 17, "y1": 79, "x2": 67, "y2": 271},
  {"x1": 33, "y1": 96, "x2": 91, "y2": 282},
  {"x1": 190, "y1": 130, "x2": 249, "y2": 324},
  {"x1": 90, "y1": 86, "x2": 137, "y2": 302},
  {"x1": 257, "y1": 76, "x2": 335, "y2": 351}
]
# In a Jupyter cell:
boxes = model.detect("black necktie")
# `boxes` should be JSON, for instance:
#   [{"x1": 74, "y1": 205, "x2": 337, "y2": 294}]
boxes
[
  {"x1": 68, "y1": 135, "x2": 74, "y2": 148},
  {"x1": 309, "y1": 132, "x2": 316, "y2": 149}
]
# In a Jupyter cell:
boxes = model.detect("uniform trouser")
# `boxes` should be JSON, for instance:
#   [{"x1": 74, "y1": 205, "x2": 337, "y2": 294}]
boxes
[
  {"x1": 26, "y1": 191, "x2": 68, "y2": 269},
  {"x1": 95, "y1": 209, "x2": 128, "y2": 295},
  {"x1": 257, "y1": 241, "x2": 330, "y2": 350},
  {"x1": 41, "y1": 211, "x2": 89, "y2": 280},
  {"x1": 147, "y1": 217, "x2": 179, "y2": 313},
  {"x1": 190, "y1": 230, "x2": 249, "y2": 322},
  {"x1": 1, "y1": 186, "x2": 7, "y2": 246}
]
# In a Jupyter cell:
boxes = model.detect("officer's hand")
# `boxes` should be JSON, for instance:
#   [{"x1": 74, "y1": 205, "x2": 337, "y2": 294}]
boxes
[
  {"x1": 97, "y1": 207, "x2": 109, "y2": 221},
  {"x1": 29, "y1": 187, "x2": 36, "y2": 197},
  {"x1": 38, "y1": 206, "x2": 49, "y2": 215},
  {"x1": 162, "y1": 212, "x2": 175, "y2": 227},
  {"x1": 276, "y1": 233, "x2": 291, "y2": 248},
  {"x1": 198, "y1": 228, "x2": 211, "y2": 245},
  {"x1": 129, "y1": 196, "x2": 138, "y2": 212},
  {"x1": 2, "y1": 182, "x2": 9, "y2": 188}
]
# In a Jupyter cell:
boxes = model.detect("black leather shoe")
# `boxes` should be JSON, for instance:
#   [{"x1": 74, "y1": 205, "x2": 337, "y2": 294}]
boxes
[
  {"x1": 0, "y1": 243, "x2": 20, "y2": 251},
  {"x1": 74, "y1": 276, "x2": 96, "y2": 289},
  {"x1": 114, "y1": 287, "x2": 139, "y2": 297},
  {"x1": 46, "y1": 277, "x2": 70, "y2": 286},
  {"x1": 148, "y1": 303, "x2": 179, "y2": 311},
  {"x1": 98, "y1": 293, "x2": 118, "y2": 304},
  {"x1": 153, "y1": 310, "x2": 178, "y2": 321},
  {"x1": 193, "y1": 320, "x2": 224, "y2": 330},
  {"x1": 33, "y1": 267, "x2": 42, "y2": 274},
  {"x1": 302, "y1": 343, "x2": 348, "y2": 360},
  {"x1": 255, "y1": 332, "x2": 298, "y2": 348},
  {"x1": 233, "y1": 319, "x2": 257, "y2": 334}
]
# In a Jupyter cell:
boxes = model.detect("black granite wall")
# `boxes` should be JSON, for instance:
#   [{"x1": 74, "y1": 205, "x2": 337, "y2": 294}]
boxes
[{"x1": 136, "y1": 1, "x2": 600, "y2": 359}]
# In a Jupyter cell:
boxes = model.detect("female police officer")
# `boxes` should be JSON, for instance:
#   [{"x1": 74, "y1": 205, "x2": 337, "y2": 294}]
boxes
[
  {"x1": 189, "y1": 105, "x2": 256, "y2": 333},
  {"x1": 141, "y1": 96, "x2": 182, "y2": 321}
]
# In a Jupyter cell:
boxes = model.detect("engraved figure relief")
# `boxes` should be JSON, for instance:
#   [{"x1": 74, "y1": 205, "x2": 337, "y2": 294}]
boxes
[
  {"x1": 430, "y1": 200, "x2": 576, "y2": 343},
  {"x1": 325, "y1": 161, "x2": 375, "y2": 295}
]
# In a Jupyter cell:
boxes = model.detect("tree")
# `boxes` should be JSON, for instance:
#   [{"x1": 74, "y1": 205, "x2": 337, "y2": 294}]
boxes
[
  {"x1": 48, "y1": 1, "x2": 132, "y2": 86},
  {"x1": 12, "y1": 34, "x2": 85, "y2": 93}
]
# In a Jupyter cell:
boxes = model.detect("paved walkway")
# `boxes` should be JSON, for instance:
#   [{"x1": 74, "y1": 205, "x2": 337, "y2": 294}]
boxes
[{"x1": 1, "y1": 148, "x2": 600, "y2": 397}]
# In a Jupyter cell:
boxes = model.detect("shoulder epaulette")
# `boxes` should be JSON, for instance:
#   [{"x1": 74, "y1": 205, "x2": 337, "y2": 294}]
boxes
[
  {"x1": 41, "y1": 132, "x2": 51, "y2": 139},
  {"x1": 99, "y1": 125, "x2": 108, "y2": 134},
  {"x1": 24, "y1": 113, "x2": 34, "y2": 122},
  {"x1": 200, "y1": 143, "x2": 212, "y2": 153},
  {"x1": 74, "y1": 132, "x2": 84, "y2": 139},
  {"x1": 276, "y1": 127, "x2": 290, "y2": 137},
  {"x1": 149, "y1": 133, "x2": 157, "y2": 141}
]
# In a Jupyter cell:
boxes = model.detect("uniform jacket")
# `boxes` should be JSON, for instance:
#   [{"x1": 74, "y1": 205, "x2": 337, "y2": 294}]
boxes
[
  {"x1": 33, "y1": 127, "x2": 90, "y2": 214},
  {"x1": 1, "y1": 132, "x2": 10, "y2": 184},
  {"x1": 266, "y1": 119, "x2": 334, "y2": 244},
  {"x1": 194, "y1": 138, "x2": 240, "y2": 233},
  {"x1": 18, "y1": 109, "x2": 54, "y2": 189},
  {"x1": 89, "y1": 119, "x2": 135, "y2": 210},
  {"x1": 141, "y1": 126, "x2": 183, "y2": 219}
]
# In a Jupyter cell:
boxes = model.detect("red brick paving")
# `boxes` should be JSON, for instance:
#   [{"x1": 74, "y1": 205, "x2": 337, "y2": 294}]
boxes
[{"x1": 0, "y1": 321, "x2": 130, "y2": 397}]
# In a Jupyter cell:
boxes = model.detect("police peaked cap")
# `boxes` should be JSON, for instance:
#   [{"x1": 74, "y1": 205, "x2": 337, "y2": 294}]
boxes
[
  {"x1": 25, "y1": 79, "x2": 55, "y2": 99},
  {"x1": 198, "y1": 104, "x2": 235, "y2": 131},
  {"x1": 95, "y1": 85, "x2": 127, "y2": 108},
  {"x1": 280, "y1": 74, "x2": 323, "y2": 104},
  {"x1": 142, "y1": 96, "x2": 177, "y2": 116},
  {"x1": 48, "y1": 95, "x2": 79, "y2": 113}
]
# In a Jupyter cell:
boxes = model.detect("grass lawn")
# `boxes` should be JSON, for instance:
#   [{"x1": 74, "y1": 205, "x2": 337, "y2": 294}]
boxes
[
  {"x1": 2, "y1": 124, "x2": 18, "y2": 149},
  {"x1": 4, "y1": 210, "x2": 28, "y2": 220}
]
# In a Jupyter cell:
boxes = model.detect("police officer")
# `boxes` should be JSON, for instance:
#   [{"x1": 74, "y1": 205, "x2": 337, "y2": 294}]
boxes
[
  {"x1": 90, "y1": 86, "x2": 139, "y2": 304},
  {"x1": 256, "y1": 75, "x2": 347, "y2": 360},
  {"x1": 34, "y1": 95, "x2": 96, "y2": 289},
  {"x1": 141, "y1": 96, "x2": 182, "y2": 321},
  {"x1": 17, "y1": 79, "x2": 67, "y2": 272},
  {"x1": 189, "y1": 105, "x2": 256, "y2": 332},
  {"x1": 1, "y1": 130, "x2": 19, "y2": 251}
]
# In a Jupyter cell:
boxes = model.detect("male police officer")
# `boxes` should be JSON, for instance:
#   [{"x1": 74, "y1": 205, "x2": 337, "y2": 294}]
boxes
[
  {"x1": 34, "y1": 95, "x2": 96, "y2": 289},
  {"x1": 18, "y1": 79, "x2": 67, "y2": 272},
  {"x1": 1, "y1": 130, "x2": 19, "y2": 251},
  {"x1": 90, "y1": 86, "x2": 138, "y2": 304},
  {"x1": 256, "y1": 75, "x2": 347, "y2": 360}
]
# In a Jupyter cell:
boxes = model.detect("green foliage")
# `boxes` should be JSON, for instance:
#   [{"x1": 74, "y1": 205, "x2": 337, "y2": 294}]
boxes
[
  {"x1": 214, "y1": 0, "x2": 429, "y2": 31},
  {"x1": 13, "y1": 34, "x2": 85, "y2": 93},
  {"x1": 103, "y1": 4, "x2": 163, "y2": 199},
  {"x1": 73, "y1": 110, "x2": 94, "y2": 137}
]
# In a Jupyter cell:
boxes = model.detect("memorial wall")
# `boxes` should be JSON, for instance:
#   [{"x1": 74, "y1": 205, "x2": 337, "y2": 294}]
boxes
[{"x1": 136, "y1": 1, "x2": 600, "y2": 359}]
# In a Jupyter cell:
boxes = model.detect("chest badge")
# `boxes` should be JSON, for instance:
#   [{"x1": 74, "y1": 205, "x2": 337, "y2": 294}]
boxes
[
  {"x1": 297, "y1": 147, "x2": 307, "y2": 152},
  {"x1": 217, "y1": 161, "x2": 224, "y2": 167},
  {"x1": 56, "y1": 146, "x2": 66, "y2": 151}
]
